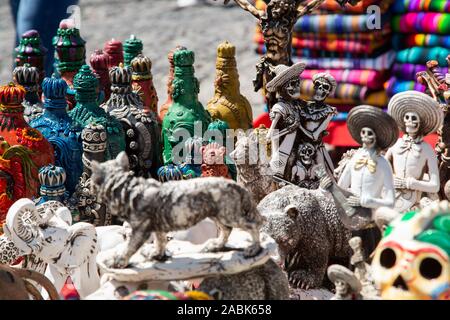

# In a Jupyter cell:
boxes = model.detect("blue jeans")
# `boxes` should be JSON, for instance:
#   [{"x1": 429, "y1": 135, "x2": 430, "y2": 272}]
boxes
[{"x1": 10, "y1": 0, "x2": 79, "y2": 77}]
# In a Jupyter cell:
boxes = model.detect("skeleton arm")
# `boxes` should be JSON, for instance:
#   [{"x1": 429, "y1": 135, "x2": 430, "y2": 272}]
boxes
[
  {"x1": 405, "y1": 145, "x2": 440, "y2": 193},
  {"x1": 297, "y1": 0, "x2": 326, "y2": 18},
  {"x1": 230, "y1": 0, "x2": 262, "y2": 18}
]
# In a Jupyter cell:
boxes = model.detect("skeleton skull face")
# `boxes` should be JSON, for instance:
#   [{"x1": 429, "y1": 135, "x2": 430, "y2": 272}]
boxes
[
  {"x1": 403, "y1": 111, "x2": 420, "y2": 135},
  {"x1": 335, "y1": 280, "x2": 349, "y2": 296},
  {"x1": 313, "y1": 78, "x2": 332, "y2": 102},
  {"x1": 298, "y1": 143, "x2": 316, "y2": 166},
  {"x1": 372, "y1": 240, "x2": 450, "y2": 300},
  {"x1": 360, "y1": 127, "x2": 377, "y2": 149},
  {"x1": 282, "y1": 77, "x2": 300, "y2": 98}
]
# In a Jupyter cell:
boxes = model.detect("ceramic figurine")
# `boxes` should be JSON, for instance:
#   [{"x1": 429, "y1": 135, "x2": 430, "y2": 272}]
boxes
[
  {"x1": 90, "y1": 49, "x2": 111, "y2": 102},
  {"x1": 327, "y1": 264, "x2": 361, "y2": 300},
  {"x1": 52, "y1": 19, "x2": 86, "y2": 108},
  {"x1": 230, "y1": 127, "x2": 278, "y2": 203},
  {"x1": 161, "y1": 49, "x2": 211, "y2": 165},
  {"x1": 371, "y1": 200, "x2": 450, "y2": 300},
  {"x1": 259, "y1": 185, "x2": 352, "y2": 289},
  {"x1": 14, "y1": 30, "x2": 47, "y2": 82},
  {"x1": 200, "y1": 142, "x2": 231, "y2": 178},
  {"x1": 12, "y1": 64, "x2": 43, "y2": 122},
  {"x1": 131, "y1": 54, "x2": 159, "y2": 115},
  {"x1": 320, "y1": 105, "x2": 398, "y2": 231},
  {"x1": 104, "y1": 38, "x2": 124, "y2": 68},
  {"x1": 207, "y1": 41, "x2": 252, "y2": 130},
  {"x1": 69, "y1": 64, "x2": 126, "y2": 160},
  {"x1": 386, "y1": 91, "x2": 443, "y2": 213},
  {"x1": 159, "y1": 46, "x2": 187, "y2": 121},
  {"x1": 102, "y1": 63, "x2": 161, "y2": 177},
  {"x1": 123, "y1": 35, "x2": 143, "y2": 67},
  {"x1": 90, "y1": 152, "x2": 264, "y2": 268},
  {"x1": 35, "y1": 165, "x2": 69, "y2": 205},
  {"x1": 0, "y1": 83, "x2": 54, "y2": 223},
  {"x1": 215, "y1": 0, "x2": 362, "y2": 109},
  {"x1": 30, "y1": 76, "x2": 83, "y2": 195},
  {"x1": 70, "y1": 123, "x2": 111, "y2": 226},
  {"x1": 4, "y1": 198, "x2": 100, "y2": 298}
]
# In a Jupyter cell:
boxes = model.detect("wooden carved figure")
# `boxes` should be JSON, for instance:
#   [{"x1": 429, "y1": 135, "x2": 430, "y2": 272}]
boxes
[
  {"x1": 386, "y1": 91, "x2": 443, "y2": 213},
  {"x1": 13, "y1": 63, "x2": 43, "y2": 122},
  {"x1": 131, "y1": 54, "x2": 159, "y2": 115},
  {"x1": 207, "y1": 41, "x2": 253, "y2": 130}
]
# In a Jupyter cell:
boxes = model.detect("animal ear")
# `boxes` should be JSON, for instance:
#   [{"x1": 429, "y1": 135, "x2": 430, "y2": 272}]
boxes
[
  {"x1": 284, "y1": 205, "x2": 298, "y2": 219},
  {"x1": 116, "y1": 152, "x2": 130, "y2": 171}
]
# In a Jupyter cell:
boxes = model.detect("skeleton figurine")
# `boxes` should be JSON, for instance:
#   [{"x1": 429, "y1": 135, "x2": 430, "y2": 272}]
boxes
[
  {"x1": 386, "y1": 91, "x2": 444, "y2": 213},
  {"x1": 327, "y1": 264, "x2": 362, "y2": 300},
  {"x1": 291, "y1": 142, "x2": 320, "y2": 188}
]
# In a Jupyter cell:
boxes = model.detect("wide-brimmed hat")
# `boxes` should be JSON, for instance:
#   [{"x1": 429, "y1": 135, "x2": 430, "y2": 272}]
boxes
[
  {"x1": 266, "y1": 62, "x2": 306, "y2": 92},
  {"x1": 347, "y1": 105, "x2": 399, "y2": 150},
  {"x1": 388, "y1": 91, "x2": 443, "y2": 136},
  {"x1": 327, "y1": 264, "x2": 361, "y2": 293}
]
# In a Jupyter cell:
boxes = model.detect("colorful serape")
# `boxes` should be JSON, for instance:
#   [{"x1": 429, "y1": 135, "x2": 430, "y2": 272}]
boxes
[
  {"x1": 396, "y1": 46, "x2": 450, "y2": 65},
  {"x1": 392, "y1": 0, "x2": 450, "y2": 13},
  {"x1": 293, "y1": 28, "x2": 392, "y2": 41},
  {"x1": 392, "y1": 34, "x2": 450, "y2": 50},
  {"x1": 293, "y1": 51, "x2": 395, "y2": 71},
  {"x1": 301, "y1": 90, "x2": 388, "y2": 107},
  {"x1": 318, "y1": 0, "x2": 393, "y2": 14},
  {"x1": 295, "y1": 13, "x2": 390, "y2": 33},
  {"x1": 392, "y1": 63, "x2": 447, "y2": 81},
  {"x1": 392, "y1": 13, "x2": 450, "y2": 35},
  {"x1": 386, "y1": 77, "x2": 426, "y2": 96},
  {"x1": 301, "y1": 69, "x2": 388, "y2": 89}
]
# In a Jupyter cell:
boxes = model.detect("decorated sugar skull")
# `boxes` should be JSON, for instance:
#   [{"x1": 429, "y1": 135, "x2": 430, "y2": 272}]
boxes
[
  {"x1": 403, "y1": 111, "x2": 420, "y2": 135},
  {"x1": 297, "y1": 143, "x2": 315, "y2": 166},
  {"x1": 360, "y1": 127, "x2": 376, "y2": 149},
  {"x1": 312, "y1": 73, "x2": 336, "y2": 102},
  {"x1": 371, "y1": 201, "x2": 450, "y2": 300}
]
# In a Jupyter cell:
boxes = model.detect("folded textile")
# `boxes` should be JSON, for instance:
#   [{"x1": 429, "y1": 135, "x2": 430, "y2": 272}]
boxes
[
  {"x1": 300, "y1": 90, "x2": 388, "y2": 107},
  {"x1": 302, "y1": 69, "x2": 388, "y2": 89},
  {"x1": 392, "y1": 13, "x2": 450, "y2": 34},
  {"x1": 295, "y1": 13, "x2": 390, "y2": 33},
  {"x1": 319, "y1": 0, "x2": 393, "y2": 14},
  {"x1": 392, "y1": 63, "x2": 447, "y2": 81},
  {"x1": 396, "y1": 46, "x2": 450, "y2": 65},
  {"x1": 292, "y1": 28, "x2": 392, "y2": 41},
  {"x1": 386, "y1": 77, "x2": 426, "y2": 96},
  {"x1": 392, "y1": 0, "x2": 450, "y2": 13},
  {"x1": 392, "y1": 34, "x2": 450, "y2": 50},
  {"x1": 301, "y1": 80, "x2": 369, "y2": 101},
  {"x1": 293, "y1": 51, "x2": 395, "y2": 71}
]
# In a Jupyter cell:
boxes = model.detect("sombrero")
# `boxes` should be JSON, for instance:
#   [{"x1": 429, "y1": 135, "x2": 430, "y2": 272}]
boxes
[
  {"x1": 327, "y1": 264, "x2": 361, "y2": 293},
  {"x1": 388, "y1": 91, "x2": 443, "y2": 136},
  {"x1": 347, "y1": 105, "x2": 399, "y2": 150},
  {"x1": 266, "y1": 62, "x2": 306, "y2": 92}
]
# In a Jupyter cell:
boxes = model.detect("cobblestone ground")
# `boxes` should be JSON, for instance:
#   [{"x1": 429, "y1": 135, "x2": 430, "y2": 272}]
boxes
[{"x1": 0, "y1": 0, "x2": 265, "y2": 116}]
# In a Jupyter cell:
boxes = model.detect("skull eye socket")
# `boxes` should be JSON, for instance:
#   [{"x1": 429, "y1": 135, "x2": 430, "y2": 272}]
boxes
[
  {"x1": 379, "y1": 248, "x2": 397, "y2": 268},
  {"x1": 419, "y1": 257, "x2": 442, "y2": 280}
]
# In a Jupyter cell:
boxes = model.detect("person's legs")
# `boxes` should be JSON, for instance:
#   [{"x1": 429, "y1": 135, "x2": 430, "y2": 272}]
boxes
[{"x1": 16, "y1": 0, "x2": 79, "y2": 77}]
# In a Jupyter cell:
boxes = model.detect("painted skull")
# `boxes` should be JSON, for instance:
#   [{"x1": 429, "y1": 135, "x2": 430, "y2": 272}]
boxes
[
  {"x1": 297, "y1": 143, "x2": 315, "y2": 166},
  {"x1": 403, "y1": 111, "x2": 420, "y2": 135},
  {"x1": 313, "y1": 78, "x2": 332, "y2": 102},
  {"x1": 360, "y1": 127, "x2": 376, "y2": 149},
  {"x1": 283, "y1": 77, "x2": 300, "y2": 98},
  {"x1": 371, "y1": 201, "x2": 450, "y2": 300}
]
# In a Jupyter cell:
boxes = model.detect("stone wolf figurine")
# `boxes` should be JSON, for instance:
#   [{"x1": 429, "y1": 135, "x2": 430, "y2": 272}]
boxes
[{"x1": 90, "y1": 152, "x2": 264, "y2": 268}]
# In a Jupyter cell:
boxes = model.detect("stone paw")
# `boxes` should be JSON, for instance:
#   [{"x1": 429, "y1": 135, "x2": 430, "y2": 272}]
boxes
[
  {"x1": 288, "y1": 270, "x2": 319, "y2": 290},
  {"x1": 243, "y1": 244, "x2": 262, "y2": 258},
  {"x1": 148, "y1": 251, "x2": 170, "y2": 262},
  {"x1": 111, "y1": 254, "x2": 130, "y2": 269}
]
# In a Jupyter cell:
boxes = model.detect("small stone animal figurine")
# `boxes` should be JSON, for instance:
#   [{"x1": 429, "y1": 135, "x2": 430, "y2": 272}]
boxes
[
  {"x1": 159, "y1": 46, "x2": 186, "y2": 121},
  {"x1": 90, "y1": 49, "x2": 111, "y2": 102},
  {"x1": 386, "y1": 91, "x2": 443, "y2": 213},
  {"x1": 327, "y1": 264, "x2": 362, "y2": 300},
  {"x1": 102, "y1": 63, "x2": 161, "y2": 177},
  {"x1": 259, "y1": 185, "x2": 352, "y2": 289},
  {"x1": 35, "y1": 165, "x2": 69, "y2": 205},
  {"x1": 13, "y1": 64, "x2": 43, "y2": 122},
  {"x1": 30, "y1": 76, "x2": 83, "y2": 195},
  {"x1": 4, "y1": 199, "x2": 100, "y2": 298},
  {"x1": 201, "y1": 142, "x2": 231, "y2": 178},
  {"x1": 207, "y1": 41, "x2": 253, "y2": 130},
  {"x1": 123, "y1": 35, "x2": 143, "y2": 66},
  {"x1": 131, "y1": 54, "x2": 159, "y2": 115},
  {"x1": 103, "y1": 38, "x2": 124, "y2": 68},
  {"x1": 90, "y1": 152, "x2": 264, "y2": 268},
  {"x1": 69, "y1": 64, "x2": 126, "y2": 160},
  {"x1": 15, "y1": 30, "x2": 47, "y2": 82}
]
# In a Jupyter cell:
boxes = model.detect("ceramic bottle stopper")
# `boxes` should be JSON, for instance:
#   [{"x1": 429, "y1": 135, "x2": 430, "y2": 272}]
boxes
[
  {"x1": 104, "y1": 38, "x2": 124, "y2": 68},
  {"x1": 130, "y1": 54, "x2": 159, "y2": 115},
  {"x1": 13, "y1": 63, "x2": 43, "y2": 122},
  {"x1": 90, "y1": 49, "x2": 112, "y2": 102},
  {"x1": 14, "y1": 30, "x2": 47, "y2": 82},
  {"x1": 123, "y1": 35, "x2": 143, "y2": 66}
]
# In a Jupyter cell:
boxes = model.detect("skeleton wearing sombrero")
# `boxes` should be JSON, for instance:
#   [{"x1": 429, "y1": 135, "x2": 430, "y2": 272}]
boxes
[{"x1": 385, "y1": 91, "x2": 444, "y2": 213}]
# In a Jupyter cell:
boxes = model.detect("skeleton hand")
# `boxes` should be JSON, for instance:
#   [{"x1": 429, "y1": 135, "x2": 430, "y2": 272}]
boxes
[
  {"x1": 320, "y1": 175, "x2": 333, "y2": 190},
  {"x1": 347, "y1": 195, "x2": 361, "y2": 207},
  {"x1": 394, "y1": 177, "x2": 407, "y2": 189}
]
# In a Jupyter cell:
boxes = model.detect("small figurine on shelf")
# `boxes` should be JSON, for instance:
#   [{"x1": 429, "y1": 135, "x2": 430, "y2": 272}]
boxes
[
  {"x1": 90, "y1": 49, "x2": 111, "y2": 102},
  {"x1": 327, "y1": 264, "x2": 362, "y2": 300},
  {"x1": 52, "y1": 19, "x2": 86, "y2": 107},
  {"x1": 386, "y1": 91, "x2": 443, "y2": 213},
  {"x1": 0, "y1": 83, "x2": 54, "y2": 222},
  {"x1": 123, "y1": 35, "x2": 143, "y2": 66},
  {"x1": 102, "y1": 63, "x2": 161, "y2": 177},
  {"x1": 201, "y1": 142, "x2": 231, "y2": 178},
  {"x1": 131, "y1": 54, "x2": 159, "y2": 115},
  {"x1": 30, "y1": 76, "x2": 83, "y2": 195},
  {"x1": 290, "y1": 142, "x2": 321, "y2": 189},
  {"x1": 159, "y1": 46, "x2": 187, "y2": 121},
  {"x1": 162, "y1": 49, "x2": 211, "y2": 165},
  {"x1": 12, "y1": 64, "x2": 43, "y2": 122},
  {"x1": 104, "y1": 38, "x2": 124, "y2": 68},
  {"x1": 69, "y1": 65, "x2": 126, "y2": 160},
  {"x1": 14, "y1": 30, "x2": 47, "y2": 82},
  {"x1": 207, "y1": 41, "x2": 253, "y2": 130},
  {"x1": 35, "y1": 165, "x2": 69, "y2": 205}
]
